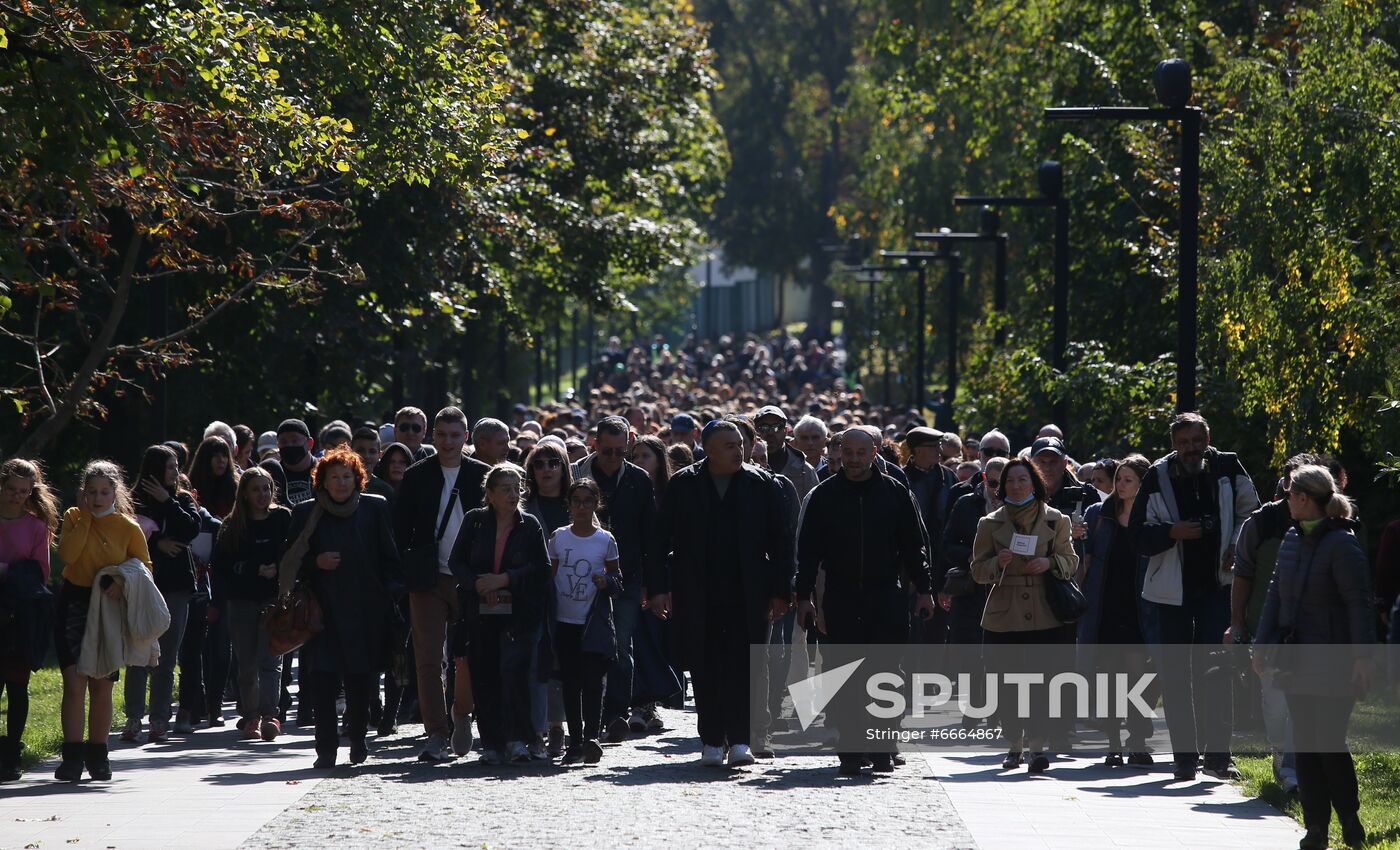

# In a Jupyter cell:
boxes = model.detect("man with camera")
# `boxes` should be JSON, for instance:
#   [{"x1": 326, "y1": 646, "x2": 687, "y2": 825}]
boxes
[{"x1": 1130, "y1": 412, "x2": 1260, "y2": 781}]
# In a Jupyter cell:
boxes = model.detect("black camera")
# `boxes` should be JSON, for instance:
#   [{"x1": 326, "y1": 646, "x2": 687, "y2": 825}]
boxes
[{"x1": 1198, "y1": 513, "x2": 1217, "y2": 533}]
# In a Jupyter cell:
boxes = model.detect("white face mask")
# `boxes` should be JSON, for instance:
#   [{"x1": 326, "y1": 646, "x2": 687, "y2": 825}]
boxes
[{"x1": 91, "y1": 503, "x2": 117, "y2": 518}]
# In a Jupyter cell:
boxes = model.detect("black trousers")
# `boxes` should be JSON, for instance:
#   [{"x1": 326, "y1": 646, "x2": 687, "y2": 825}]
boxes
[
  {"x1": 1286, "y1": 693, "x2": 1359, "y2": 830},
  {"x1": 468, "y1": 618, "x2": 536, "y2": 751},
  {"x1": 179, "y1": 598, "x2": 231, "y2": 720},
  {"x1": 554, "y1": 622, "x2": 608, "y2": 743},
  {"x1": 982, "y1": 624, "x2": 1076, "y2": 751},
  {"x1": 691, "y1": 606, "x2": 751, "y2": 749},
  {"x1": 823, "y1": 585, "x2": 910, "y2": 761},
  {"x1": 309, "y1": 671, "x2": 373, "y2": 760}
]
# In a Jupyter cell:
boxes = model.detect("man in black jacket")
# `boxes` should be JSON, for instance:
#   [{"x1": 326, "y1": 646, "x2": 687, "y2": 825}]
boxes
[
  {"x1": 796, "y1": 428, "x2": 935, "y2": 776},
  {"x1": 393, "y1": 406, "x2": 489, "y2": 763},
  {"x1": 572, "y1": 416, "x2": 658, "y2": 742},
  {"x1": 648, "y1": 420, "x2": 792, "y2": 768},
  {"x1": 903, "y1": 426, "x2": 958, "y2": 645}
]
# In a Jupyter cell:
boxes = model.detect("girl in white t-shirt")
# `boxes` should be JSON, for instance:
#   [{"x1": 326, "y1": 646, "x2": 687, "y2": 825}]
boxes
[{"x1": 547, "y1": 479, "x2": 621, "y2": 765}]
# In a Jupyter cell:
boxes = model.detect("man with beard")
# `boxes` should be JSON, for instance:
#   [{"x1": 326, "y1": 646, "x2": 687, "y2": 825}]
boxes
[{"x1": 1131, "y1": 412, "x2": 1259, "y2": 781}]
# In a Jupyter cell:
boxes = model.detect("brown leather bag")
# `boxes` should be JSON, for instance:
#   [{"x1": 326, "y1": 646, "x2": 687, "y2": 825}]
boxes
[{"x1": 260, "y1": 588, "x2": 324, "y2": 657}]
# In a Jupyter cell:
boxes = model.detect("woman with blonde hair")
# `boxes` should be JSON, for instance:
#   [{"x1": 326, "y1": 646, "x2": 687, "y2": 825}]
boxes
[
  {"x1": 0, "y1": 459, "x2": 61, "y2": 781},
  {"x1": 54, "y1": 461, "x2": 151, "y2": 781},
  {"x1": 1254, "y1": 465, "x2": 1372, "y2": 850}
]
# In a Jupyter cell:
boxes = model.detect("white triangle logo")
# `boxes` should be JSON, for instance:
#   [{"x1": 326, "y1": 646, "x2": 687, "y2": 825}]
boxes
[{"x1": 789, "y1": 658, "x2": 864, "y2": 731}]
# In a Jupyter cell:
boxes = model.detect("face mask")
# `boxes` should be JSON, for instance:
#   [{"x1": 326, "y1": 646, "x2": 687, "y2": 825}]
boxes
[
  {"x1": 1005, "y1": 493, "x2": 1035, "y2": 507},
  {"x1": 280, "y1": 444, "x2": 308, "y2": 465},
  {"x1": 91, "y1": 503, "x2": 116, "y2": 518}
]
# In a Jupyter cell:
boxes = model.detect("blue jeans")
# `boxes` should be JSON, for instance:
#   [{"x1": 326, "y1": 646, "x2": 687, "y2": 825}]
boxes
[
  {"x1": 1150, "y1": 585, "x2": 1233, "y2": 768},
  {"x1": 603, "y1": 581, "x2": 642, "y2": 723},
  {"x1": 125, "y1": 591, "x2": 190, "y2": 724}
]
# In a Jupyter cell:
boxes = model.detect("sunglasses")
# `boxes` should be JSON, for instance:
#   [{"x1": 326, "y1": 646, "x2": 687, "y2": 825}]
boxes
[
  {"x1": 755, "y1": 423, "x2": 784, "y2": 434},
  {"x1": 532, "y1": 458, "x2": 563, "y2": 469},
  {"x1": 981, "y1": 448, "x2": 1009, "y2": 459},
  {"x1": 396, "y1": 422, "x2": 424, "y2": 433}
]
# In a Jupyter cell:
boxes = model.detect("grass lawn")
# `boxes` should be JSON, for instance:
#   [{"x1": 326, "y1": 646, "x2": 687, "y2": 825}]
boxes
[
  {"x1": 7, "y1": 666, "x2": 128, "y2": 770},
  {"x1": 1234, "y1": 694, "x2": 1400, "y2": 850},
  {"x1": 1237, "y1": 751, "x2": 1400, "y2": 849}
]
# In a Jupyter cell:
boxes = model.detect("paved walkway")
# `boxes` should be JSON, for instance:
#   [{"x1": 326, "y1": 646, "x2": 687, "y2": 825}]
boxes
[
  {"x1": 928, "y1": 751, "x2": 1304, "y2": 850},
  {"x1": 0, "y1": 710, "x2": 1305, "y2": 850}
]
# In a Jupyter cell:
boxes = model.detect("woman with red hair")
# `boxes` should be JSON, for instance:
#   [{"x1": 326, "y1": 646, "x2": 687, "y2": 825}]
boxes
[{"x1": 279, "y1": 447, "x2": 402, "y2": 768}]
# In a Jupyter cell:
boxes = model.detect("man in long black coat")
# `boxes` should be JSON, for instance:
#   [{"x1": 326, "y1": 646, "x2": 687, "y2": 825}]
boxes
[{"x1": 648, "y1": 420, "x2": 793, "y2": 768}]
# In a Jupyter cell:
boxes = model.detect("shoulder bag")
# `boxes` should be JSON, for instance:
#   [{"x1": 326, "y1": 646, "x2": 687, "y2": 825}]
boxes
[{"x1": 404, "y1": 488, "x2": 458, "y2": 592}]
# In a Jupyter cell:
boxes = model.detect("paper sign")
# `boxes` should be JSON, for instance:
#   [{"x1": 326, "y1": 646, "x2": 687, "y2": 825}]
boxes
[{"x1": 1009, "y1": 533, "x2": 1038, "y2": 557}]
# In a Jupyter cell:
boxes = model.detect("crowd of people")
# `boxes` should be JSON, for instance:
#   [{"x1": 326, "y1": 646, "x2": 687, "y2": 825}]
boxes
[{"x1": 1, "y1": 330, "x2": 1397, "y2": 850}]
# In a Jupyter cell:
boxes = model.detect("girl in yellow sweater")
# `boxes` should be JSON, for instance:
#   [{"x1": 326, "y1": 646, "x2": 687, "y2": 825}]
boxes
[{"x1": 53, "y1": 461, "x2": 151, "y2": 783}]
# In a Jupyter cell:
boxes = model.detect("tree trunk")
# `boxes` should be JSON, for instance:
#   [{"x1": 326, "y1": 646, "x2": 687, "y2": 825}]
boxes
[{"x1": 8, "y1": 229, "x2": 143, "y2": 461}]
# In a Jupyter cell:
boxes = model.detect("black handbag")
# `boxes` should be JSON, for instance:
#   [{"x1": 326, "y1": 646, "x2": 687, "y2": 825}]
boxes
[
  {"x1": 403, "y1": 487, "x2": 458, "y2": 592},
  {"x1": 1044, "y1": 574, "x2": 1088, "y2": 623},
  {"x1": 940, "y1": 565, "x2": 976, "y2": 598}
]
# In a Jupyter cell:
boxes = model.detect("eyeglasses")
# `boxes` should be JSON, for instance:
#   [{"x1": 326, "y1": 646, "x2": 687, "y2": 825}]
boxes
[
  {"x1": 755, "y1": 423, "x2": 783, "y2": 434},
  {"x1": 397, "y1": 422, "x2": 423, "y2": 433},
  {"x1": 570, "y1": 497, "x2": 599, "y2": 507},
  {"x1": 532, "y1": 458, "x2": 562, "y2": 470}
]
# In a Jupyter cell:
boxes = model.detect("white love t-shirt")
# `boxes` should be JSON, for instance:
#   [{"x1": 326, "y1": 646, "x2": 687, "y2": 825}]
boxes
[{"x1": 547, "y1": 526, "x2": 619, "y2": 625}]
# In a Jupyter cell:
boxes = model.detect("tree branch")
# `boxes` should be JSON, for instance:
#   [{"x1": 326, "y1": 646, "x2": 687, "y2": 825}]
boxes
[
  {"x1": 9, "y1": 226, "x2": 143, "y2": 460},
  {"x1": 110, "y1": 226, "x2": 323, "y2": 354}
]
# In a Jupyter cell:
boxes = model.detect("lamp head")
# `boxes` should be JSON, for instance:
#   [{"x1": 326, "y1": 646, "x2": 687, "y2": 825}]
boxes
[
  {"x1": 847, "y1": 234, "x2": 867, "y2": 264},
  {"x1": 1037, "y1": 161, "x2": 1063, "y2": 200},
  {"x1": 979, "y1": 206, "x2": 1000, "y2": 236},
  {"x1": 1154, "y1": 58, "x2": 1192, "y2": 109}
]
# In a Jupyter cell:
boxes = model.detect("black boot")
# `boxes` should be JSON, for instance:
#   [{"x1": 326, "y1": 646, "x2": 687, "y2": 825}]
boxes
[
  {"x1": 54, "y1": 742, "x2": 85, "y2": 782},
  {"x1": 84, "y1": 742, "x2": 112, "y2": 781},
  {"x1": 0, "y1": 736, "x2": 22, "y2": 782}
]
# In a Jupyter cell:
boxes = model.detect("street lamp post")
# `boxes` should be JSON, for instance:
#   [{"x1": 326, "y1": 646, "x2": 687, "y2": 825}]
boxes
[
  {"x1": 880, "y1": 248, "x2": 961, "y2": 420},
  {"x1": 843, "y1": 263, "x2": 913, "y2": 405},
  {"x1": 954, "y1": 160, "x2": 1070, "y2": 425},
  {"x1": 1044, "y1": 58, "x2": 1201, "y2": 413},
  {"x1": 913, "y1": 212, "x2": 1009, "y2": 341}
]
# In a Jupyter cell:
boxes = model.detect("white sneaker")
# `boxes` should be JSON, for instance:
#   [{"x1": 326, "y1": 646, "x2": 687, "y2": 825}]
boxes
[
  {"x1": 527, "y1": 740, "x2": 548, "y2": 760},
  {"x1": 728, "y1": 744, "x2": 755, "y2": 767},
  {"x1": 700, "y1": 745, "x2": 725, "y2": 766},
  {"x1": 418, "y1": 734, "x2": 453, "y2": 763},
  {"x1": 451, "y1": 715, "x2": 474, "y2": 756}
]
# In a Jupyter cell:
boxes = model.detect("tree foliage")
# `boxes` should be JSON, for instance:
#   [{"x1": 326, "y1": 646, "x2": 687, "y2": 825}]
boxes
[
  {"x1": 0, "y1": 0, "x2": 726, "y2": 462},
  {"x1": 842, "y1": 0, "x2": 1400, "y2": 482}
]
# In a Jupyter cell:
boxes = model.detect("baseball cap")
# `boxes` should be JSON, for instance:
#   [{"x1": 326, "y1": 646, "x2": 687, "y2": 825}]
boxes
[
  {"x1": 754, "y1": 405, "x2": 787, "y2": 423},
  {"x1": 1031, "y1": 436, "x2": 1066, "y2": 457},
  {"x1": 256, "y1": 431, "x2": 278, "y2": 454},
  {"x1": 671, "y1": 413, "x2": 698, "y2": 432}
]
